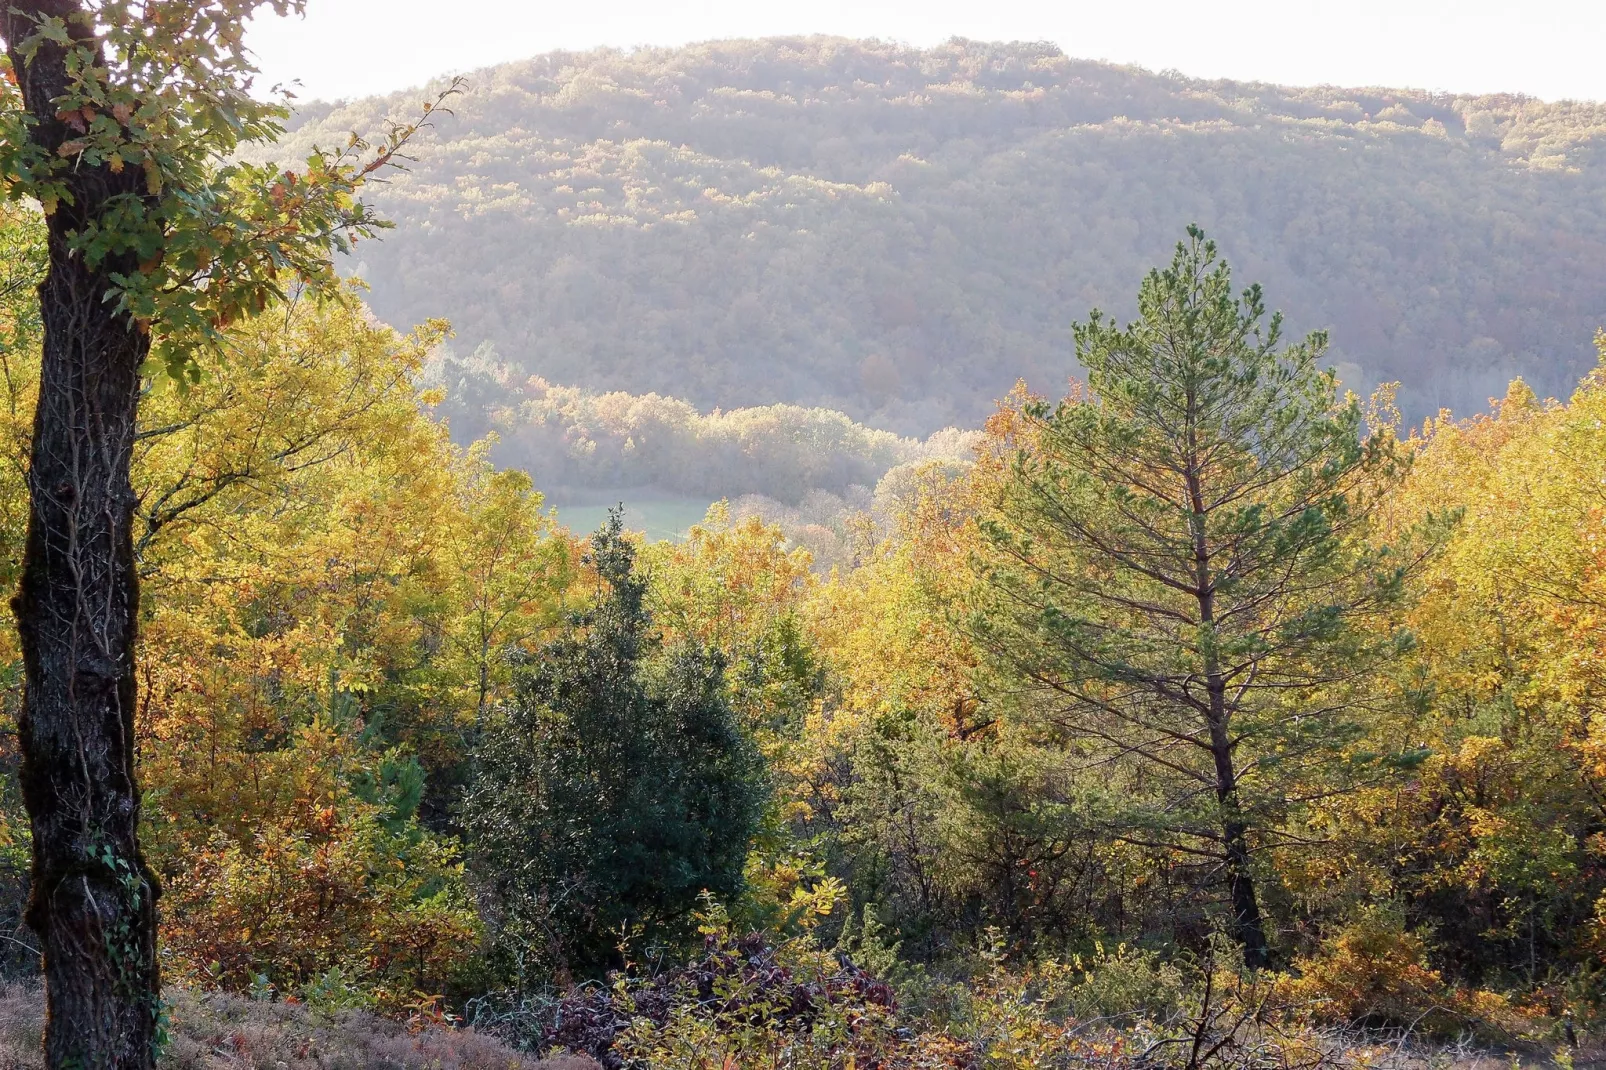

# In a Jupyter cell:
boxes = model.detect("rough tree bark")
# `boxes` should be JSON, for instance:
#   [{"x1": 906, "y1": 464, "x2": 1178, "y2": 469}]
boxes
[
  {"x1": 1186, "y1": 394, "x2": 1272, "y2": 970},
  {"x1": 4, "y1": 2, "x2": 162, "y2": 1065}
]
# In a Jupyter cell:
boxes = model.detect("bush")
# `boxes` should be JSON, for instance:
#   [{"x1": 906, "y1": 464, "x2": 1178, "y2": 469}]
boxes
[
  {"x1": 506, "y1": 917, "x2": 1381, "y2": 1070},
  {"x1": 506, "y1": 926, "x2": 900, "y2": 1069},
  {"x1": 1066, "y1": 943, "x2": 1189, "y2": 1026},
  {"x1": 1280, "y1": 908, "x2": 1528, "y2": 1044},
  {"x1": 463, "y1": 516, "x2": 767, "y2": 980}
]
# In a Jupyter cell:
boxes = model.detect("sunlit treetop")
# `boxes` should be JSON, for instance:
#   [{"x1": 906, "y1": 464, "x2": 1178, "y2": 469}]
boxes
[{"x1": 0, "y1": 0, "x2": 457, "y2": 380}]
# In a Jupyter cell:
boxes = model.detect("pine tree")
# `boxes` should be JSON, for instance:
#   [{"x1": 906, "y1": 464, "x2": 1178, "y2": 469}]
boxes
[{"x1": 972, "y1": 227, "x2": 1425, "y2": 966}]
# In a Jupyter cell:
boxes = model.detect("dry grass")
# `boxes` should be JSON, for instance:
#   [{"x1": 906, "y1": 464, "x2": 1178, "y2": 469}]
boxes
[
  {"x1": 0, "y1": 982, "x2": 1585, "y2": 1070},
  {"x1": 0, "y1": 984, "x2": 598, "y2": 1070}
]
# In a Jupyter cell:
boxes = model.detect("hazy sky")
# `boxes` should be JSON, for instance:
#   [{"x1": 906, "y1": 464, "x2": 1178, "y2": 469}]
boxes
[{"x1": 245, "y1": 1, "x2": 1604, "y2": 105}]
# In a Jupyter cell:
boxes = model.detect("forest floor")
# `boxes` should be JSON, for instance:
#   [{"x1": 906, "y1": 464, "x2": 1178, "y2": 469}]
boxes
[
  {"x1": 0, "y1": 985, "x2": 598, "y2": 1069},
  {"x1": 0, "y1": 983, "x2": 1591, "y2": 1070}
]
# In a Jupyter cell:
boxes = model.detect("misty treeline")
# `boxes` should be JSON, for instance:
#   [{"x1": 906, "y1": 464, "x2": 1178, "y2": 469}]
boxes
[
  {"x1": 1, "y1": 198, "x2": 1603, "y2": 1066},
  {"x1": 422, "y1": 341, "x2": 976, "y2": 506},
  {"x1": 265, "y1": 36, "x2": 1606, "y2": 433}
]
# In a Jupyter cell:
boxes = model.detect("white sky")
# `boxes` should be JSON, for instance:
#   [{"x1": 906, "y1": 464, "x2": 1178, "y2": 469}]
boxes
[{"x1": 246, "y1": 1, "x2": 1604, "y2": 105}]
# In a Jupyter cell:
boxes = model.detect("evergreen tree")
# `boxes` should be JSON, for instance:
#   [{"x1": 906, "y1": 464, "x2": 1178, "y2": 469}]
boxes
[
  {"x1": 972, "y1": 227, "x2": 1425, "y2": 967},
  {"x1": 464, "y1": 514, "x2": 765, "y2": 978}
]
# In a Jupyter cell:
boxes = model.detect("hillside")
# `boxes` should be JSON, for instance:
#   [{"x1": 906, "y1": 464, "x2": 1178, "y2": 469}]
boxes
[{"x1": 265, "y1": 37, "x2": 1606, "y2": 435}]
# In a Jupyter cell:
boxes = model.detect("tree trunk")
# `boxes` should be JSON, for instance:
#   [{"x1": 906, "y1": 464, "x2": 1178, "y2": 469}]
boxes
[
  {"x1": 1211, "y1": 746, "x2": 1272, "y2": 970},
  {"x1": 1203, "y1": 659, "x2": 1271, "y2": 968},
  {"x1": 6, "y1": 4, "x2": 161, "y2": 1065},
  {"x1": 1186, "y1": 423, "x2": 1272, "y2": 970}
]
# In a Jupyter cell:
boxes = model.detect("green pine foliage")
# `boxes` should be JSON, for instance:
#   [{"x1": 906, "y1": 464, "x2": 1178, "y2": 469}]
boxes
[{"x1": 969, "y1": 228, "x2": 1438, "y2": 966}]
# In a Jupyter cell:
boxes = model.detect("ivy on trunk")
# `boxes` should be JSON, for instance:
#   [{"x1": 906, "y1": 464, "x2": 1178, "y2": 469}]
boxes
[{"x1": 0, "y1": 3, "x2": 449, "y2": 1064}]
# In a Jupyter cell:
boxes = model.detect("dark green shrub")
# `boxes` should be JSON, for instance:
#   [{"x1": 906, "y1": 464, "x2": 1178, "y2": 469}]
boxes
[{"x1": 464, "y1": 515, "x2": 766, "y2": 979}]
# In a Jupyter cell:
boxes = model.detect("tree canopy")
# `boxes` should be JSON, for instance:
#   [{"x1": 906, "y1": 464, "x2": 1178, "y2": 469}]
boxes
[{"x1": 267, "y1": 37, "x2": 1606, "y2": 435}]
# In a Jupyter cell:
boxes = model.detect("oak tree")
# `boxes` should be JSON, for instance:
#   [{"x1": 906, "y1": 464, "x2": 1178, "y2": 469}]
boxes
[{"x1": 0, "y1": 3, "x2": 446, "y2": 1062}]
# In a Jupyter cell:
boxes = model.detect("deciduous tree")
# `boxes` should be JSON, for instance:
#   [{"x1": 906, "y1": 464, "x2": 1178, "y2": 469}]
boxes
[{"x1": 0, "y1": 3, "x2": 444, "y2": 1061}]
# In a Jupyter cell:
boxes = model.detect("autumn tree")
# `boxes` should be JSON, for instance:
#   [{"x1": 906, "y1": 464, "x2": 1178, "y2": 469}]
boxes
[
  {"x1": 124, "y1": 294, "x2": 495, "y2": 1006},
  {"x1": 645, "y1": 504, "x2": 820, "y2": 733},
  {"x1": 444, "y1": 450, "x2": 573, "y2": 727},
  {"x1": 971, "y1": 228, "x2": 1424, "y2": 967},
  {"x1": 0, "y1": 3, "x2": 445, "y2": 1062},
  {"x1": 1294, "y1": 357, "x2": 1606, "y2": 994}
]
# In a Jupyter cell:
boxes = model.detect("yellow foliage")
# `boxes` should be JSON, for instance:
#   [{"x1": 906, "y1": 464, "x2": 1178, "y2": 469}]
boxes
[
  {"x1": 0, "y1": 224, "x2": 579, "y2": 1003},
  {"x1": 1281, "y1": 908, "x2": 1522, "y2": 1041}
]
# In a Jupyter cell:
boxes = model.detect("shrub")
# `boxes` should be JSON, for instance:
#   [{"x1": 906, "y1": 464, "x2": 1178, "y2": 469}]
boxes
[
  {"x1": 161, "y1": 787, "x2": 480, "y2": 1013},
  {"x1": 464, "y1": 516, "x2": 767, "y2": 980},
  {"x1": 512, "y1": 918, "x2": 1374, "y2": 1070},
  {"x1": 1066, "y1": 943, "x2": 1189, "y2": 1026},
  {"x1": 1279, "y1": 907, "x2": 1527, "y2": 1043},
  {"x1": 525, "y1": 928, "x2": 901, "y2": 1069}
]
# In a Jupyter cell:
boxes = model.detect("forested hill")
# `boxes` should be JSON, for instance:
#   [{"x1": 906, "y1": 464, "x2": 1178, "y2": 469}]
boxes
[{"x1": 267, "y1": 37, "x2": 1606, "y2": 433}]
